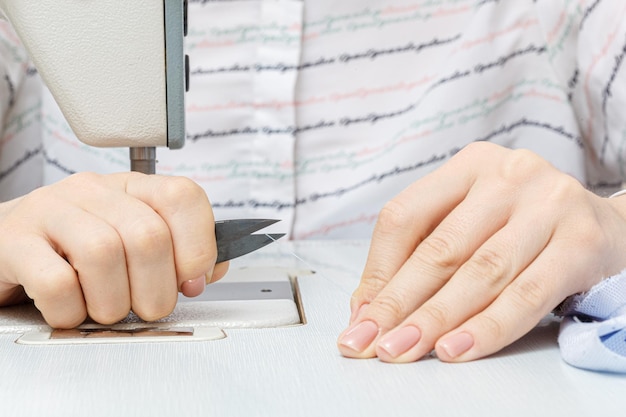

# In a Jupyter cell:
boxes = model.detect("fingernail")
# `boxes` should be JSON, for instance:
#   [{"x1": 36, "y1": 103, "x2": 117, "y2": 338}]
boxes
[
  {"x1": 439, "y1": 332, "x2": 474, "y2": 359},
  {"x1": 377, "y1": 326, "x2": 422, "y2": 359},
  {"x1": 181, "y1": 275, "x2": 206, "y2": 298},
  {"x1": 339, "y1": 320, "x2": 379, "y2": 353}
]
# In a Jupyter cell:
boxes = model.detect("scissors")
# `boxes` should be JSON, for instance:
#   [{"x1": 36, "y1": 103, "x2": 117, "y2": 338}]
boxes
[{"x1": 215, "y1": 219, "x2": 285, "y2": 263}]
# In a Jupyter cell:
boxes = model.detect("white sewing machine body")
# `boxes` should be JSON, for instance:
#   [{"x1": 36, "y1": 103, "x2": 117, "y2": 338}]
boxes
[{"x1": 0, "y1": 0, "x2": 186, "y2": 150}]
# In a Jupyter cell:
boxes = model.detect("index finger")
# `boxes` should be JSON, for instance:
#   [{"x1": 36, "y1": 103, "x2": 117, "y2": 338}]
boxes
[{"x1": 351, "y1": 143, "x2": 498, "y2": 319}]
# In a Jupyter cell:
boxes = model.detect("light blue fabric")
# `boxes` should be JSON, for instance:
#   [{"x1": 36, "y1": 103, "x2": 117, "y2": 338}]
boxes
[
  {"x1": 601, "y1": 329, "x2": 626, "y2": 356},
  {"x1": 557, "y1": 271, "x2": 626, "y2": 373}
]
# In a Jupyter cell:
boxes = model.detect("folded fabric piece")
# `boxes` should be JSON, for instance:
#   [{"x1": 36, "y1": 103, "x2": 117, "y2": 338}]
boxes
[{"x1": 557, "y1": 270, "x2": 626, "y2": 373}]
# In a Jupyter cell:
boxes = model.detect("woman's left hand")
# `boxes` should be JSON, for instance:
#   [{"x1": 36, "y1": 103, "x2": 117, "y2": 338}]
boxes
[{"x1": 338, "y1": 142, "x2": 626, "y2": 363}]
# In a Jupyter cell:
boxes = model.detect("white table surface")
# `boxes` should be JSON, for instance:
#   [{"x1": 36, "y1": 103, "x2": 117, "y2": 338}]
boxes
[{"x1": 1, "y1": 240, "x2": 625, "y2": 417}]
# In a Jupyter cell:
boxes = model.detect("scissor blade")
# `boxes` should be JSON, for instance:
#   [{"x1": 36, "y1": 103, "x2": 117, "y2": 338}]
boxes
[
  {"x1": 216, "y1": 233, "x2": 286, "y2": 263},
  {"x1": 215, "y1": 219, "x2": 280, "y2": 243}
]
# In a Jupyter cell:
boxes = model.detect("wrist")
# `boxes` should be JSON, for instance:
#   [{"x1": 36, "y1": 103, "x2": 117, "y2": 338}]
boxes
[{"x1": 607, "y1": 189, "x2": 626, "y2": 235}]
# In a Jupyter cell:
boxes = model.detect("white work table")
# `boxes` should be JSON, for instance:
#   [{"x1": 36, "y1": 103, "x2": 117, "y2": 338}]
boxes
[{"x1": 0, "y1": 240, "x2": 625, "y2": 416}]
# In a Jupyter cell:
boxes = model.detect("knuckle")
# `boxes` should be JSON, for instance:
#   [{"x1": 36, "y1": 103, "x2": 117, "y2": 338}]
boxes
[
  {"x1": 454, "y1": 142, "x2": 500, "y2": 165},
  {"x1": 417, "y1": 233, "x2": 462, "y2": 271},
  {"x1": 133, "y1": 295, "x2": 177, "y2": 322},
  {"x1": 19, "y1": 186, "x2": 45, "y2": 204},
  {"x1": 19, "y1": 187, "x2": 57, "y2": 212},
  {"x1": 62, "y1": 172, "x2": 105, "y2": 194},
  {"x1": 88, "y1": 305, "x2": 130, "y2": 326},
  {"x1": 377, "y1": 199, "x2": 412, "y2": 231},
  {"x1": 420, "y1": 301, "x2": 452, "y2": 330},
  {"x1": 460, "y1": 141, "x2": 491, "y2": 156},
  {"x1": 63, "y1": 171, "x2": 100, "y2": 186},
  {"x1": 356, "y1": 269, "x2": 391, "y2": 301},
  {"x1": 500, "y1": 148, "x2": 546, "y2": 184},
  {"x1": 477, "y1": 313, "x2": 508, "y2": 343},
  {"x1": 546, "y1": 174, "x2": 582, "y2": 205},
  {"x1": 160, "y1": 176, "x2": 207, "y2": 207},
  {"x1": 509, "y1": 278, "x2": 549, "y2": 312},
  {"x1": 455, "y1": 142, "x2": 491, "y2": 159},
  {"x1": 45, "y1": 313, "x2": 87, "y2": 330},
  {"x1": 369, "y1": 291, "x2": 409, "y2": 326},
  {"x1": 32, "y1": 265, "x2": 77, "y2": 302},
  {"x1": 463, "y1": 246, "x2": 508, "y2": 286},
  {"x1": 29, "y1": 267, "x2": 88, "y2": 329},
  {"x1": 128, "y1": 218, "x2": 171, "y2": 254},
  {"x1": 75, "y1": 230, "x2": 123, "y2": 269}
]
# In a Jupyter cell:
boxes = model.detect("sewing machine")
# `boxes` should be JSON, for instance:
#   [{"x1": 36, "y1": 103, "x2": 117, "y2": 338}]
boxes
[
  {"x1": 1, "y1": 2, "x2": 626, "y2": 416},
  {"x1": 0, "y1": 0, "x2": 188, "y2": 174}
]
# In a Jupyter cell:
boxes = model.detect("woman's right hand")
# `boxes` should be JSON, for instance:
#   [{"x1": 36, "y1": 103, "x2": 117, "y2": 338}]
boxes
[{"x1": 0, "y1": 172, "x2": 227, "y2": 328}]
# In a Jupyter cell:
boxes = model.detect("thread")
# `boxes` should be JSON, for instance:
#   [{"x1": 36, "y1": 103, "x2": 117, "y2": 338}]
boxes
[{"x1": 264, "y1": 234, "x2": 356, "y2": 298}]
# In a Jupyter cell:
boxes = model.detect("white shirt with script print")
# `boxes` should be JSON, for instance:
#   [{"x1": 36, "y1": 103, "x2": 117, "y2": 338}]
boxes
[{"x1": 1, "y1": 0, "x2": 625, "y2": 239}]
